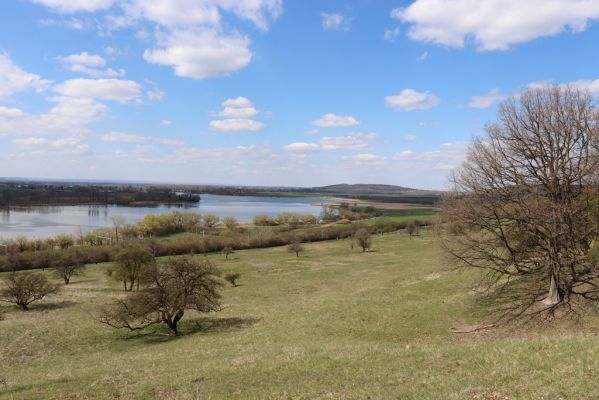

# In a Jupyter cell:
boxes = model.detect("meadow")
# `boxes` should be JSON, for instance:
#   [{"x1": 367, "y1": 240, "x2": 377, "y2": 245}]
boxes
[{"x1": 1, "y1": 230, "x2": 599, "y2": 399}]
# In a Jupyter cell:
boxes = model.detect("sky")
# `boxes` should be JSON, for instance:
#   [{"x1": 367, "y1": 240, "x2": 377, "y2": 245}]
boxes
[{"x1": 1, "y1": 0, "x2": 599, "y2": 190}]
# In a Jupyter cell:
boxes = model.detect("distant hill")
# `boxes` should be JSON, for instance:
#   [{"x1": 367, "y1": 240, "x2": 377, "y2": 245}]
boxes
[{"x1": 313, "y1": 184, "x2": 421, "y2": 195}]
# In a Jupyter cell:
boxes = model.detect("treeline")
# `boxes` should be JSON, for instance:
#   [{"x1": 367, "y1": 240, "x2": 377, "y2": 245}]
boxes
[
  {"x1": 0, "y1": 183, "x2": 199, "y2": 207},
  {"x1": 0, "y1": 212, "x2": 433, "y2": 273}
]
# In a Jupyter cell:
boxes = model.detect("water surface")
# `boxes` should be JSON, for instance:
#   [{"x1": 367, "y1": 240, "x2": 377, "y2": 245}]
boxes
[{"x1": 0, "y1": 194, "x2": 328, "y2": 239}]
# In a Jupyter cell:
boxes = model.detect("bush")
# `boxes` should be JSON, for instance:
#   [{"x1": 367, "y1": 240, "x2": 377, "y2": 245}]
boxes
[
  {"x1": 225, "y1": 272, "x2": 240, "y2": 287},
  {"x1": 0, "y1": 272, "x2": 60, "y2": 310}
]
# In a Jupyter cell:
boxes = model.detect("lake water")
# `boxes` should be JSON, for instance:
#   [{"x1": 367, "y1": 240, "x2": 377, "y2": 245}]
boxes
[{"x1": 0, "y1": 194, "x2": 329, "y2": 239}]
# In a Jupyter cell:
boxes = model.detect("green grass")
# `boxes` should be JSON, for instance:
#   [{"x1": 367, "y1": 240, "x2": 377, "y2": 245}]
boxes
[{"x1": 2, "y1": 232, "x2": 599, "y2": 399}]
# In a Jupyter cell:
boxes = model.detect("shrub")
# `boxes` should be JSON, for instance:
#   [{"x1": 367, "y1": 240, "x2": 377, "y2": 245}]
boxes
[
  {"x1": 0, "y1": 272, "x2": 60, "y2": 310},
  {"x1": 354, "y1": 229, "x2": 372, "y2": 252},
  {"x1": 225, "y1": 272, "x2": 240, "y2": 287}
]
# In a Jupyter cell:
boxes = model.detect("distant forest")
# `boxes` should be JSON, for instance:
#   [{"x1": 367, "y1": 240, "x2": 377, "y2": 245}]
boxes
[{"x1": 0, "y1": 183, "x2": 200, "y2": 207}]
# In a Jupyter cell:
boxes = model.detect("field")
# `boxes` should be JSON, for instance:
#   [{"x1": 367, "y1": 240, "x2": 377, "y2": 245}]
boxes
[{"x1": 2, "y1": 231, "x2": 599, "y2": 399}]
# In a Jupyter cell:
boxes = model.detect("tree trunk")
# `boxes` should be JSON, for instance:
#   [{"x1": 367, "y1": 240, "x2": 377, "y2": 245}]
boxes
[{"x1": 543, "y1": 272, "x2": 560, "y2": 305}]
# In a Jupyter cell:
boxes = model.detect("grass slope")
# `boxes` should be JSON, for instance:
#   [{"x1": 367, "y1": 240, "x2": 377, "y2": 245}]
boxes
[{"x1": 1, "y1": 232, "x2": 599, "y2": 399}]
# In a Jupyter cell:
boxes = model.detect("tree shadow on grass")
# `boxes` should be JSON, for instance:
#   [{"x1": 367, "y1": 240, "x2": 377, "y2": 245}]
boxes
[
  {"x1": 0, "y1": 300, "x2": 77, "y2": 313},
  {"x1": 124, "y1": 316, "x2": 261, "y2": 344}
]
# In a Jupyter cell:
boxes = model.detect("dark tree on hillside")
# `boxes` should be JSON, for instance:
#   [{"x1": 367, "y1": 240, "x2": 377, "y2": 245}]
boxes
[
  {"x1": 0, "y1": 272, "x2": 60, "y2": 310},
  {"x1": 442, "y1": 86, "x2": 599, "y2": 318},
  {"x1": 98, "y1": 257, "x2": 222, "y2": 335},
  {"x1": 53, "y1": 249, "x2": 85, "y2": 284},
  {"x1": 114, "y1": 244, "x2": 155, "y2": 291}
]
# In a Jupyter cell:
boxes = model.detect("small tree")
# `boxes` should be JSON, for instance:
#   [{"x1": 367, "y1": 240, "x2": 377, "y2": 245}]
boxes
[
  {"x1": 406, "y1": 221, "x2": 419, "y2": 237},
  {"x1": 222, "y1": 245, "x2": 234, "y2": 260},
  {"x1": 114, "y1": 244, "x2": 155, "y2": 291},
  {"x1": 32, "y1": 250, "x2": 53, "y2": 271},
  {"x1": 53, "y1": 250, "x2": 85, "y2": 284},
  {"x1": 203, "y1": 214, "x2": 220, "y2": 229},
  {"x1": 354, "y1": 229, "x2": 372, "y2": 252},
  {"x1": 223, "y1": 216, "x2": 238, "y2": 232},
  {"x1": 56, "y1": 234, "x2": 74, "y2": 250},
  {"x1": 287, "y1": 238, "x2": 304, "y2": 257},
  {"x1": 225, "y1": 272, "x2": 240, "y2": 287},
  {"x1": 0, "y1": 272, "x2": 60, "y2": 310},
  {"x1": 111, "y1": 215, "x2": 126, "y2": 243},
  {"x1": 98, "y1": 257, "x2": 222, "y2": 335}
]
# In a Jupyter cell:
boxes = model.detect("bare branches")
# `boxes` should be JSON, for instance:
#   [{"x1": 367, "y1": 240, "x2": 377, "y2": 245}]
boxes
[{"x1": 442, "y1": 85, "x2": 599, "y2": 320}]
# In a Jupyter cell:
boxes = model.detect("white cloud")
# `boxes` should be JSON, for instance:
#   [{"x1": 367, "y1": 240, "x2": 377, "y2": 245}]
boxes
[
  {"x1": 0, "y1": 106, "x2": 26, "y2": 118},
  {"x1": 403, "y1": 134, "x2": 417, "y2": 142},
  {"x1": 143, "y1": 29, "x2": 253, "y2": 80},
  {"x1": 469, "y1": 89, "x2": 506, "y2": 108},
  {"x1": 418, "y1": 51, "x2": 428, "y2": 61},
  {"x1": 312, "y1": 113, "x2": 359, "y2": 128},
  {"x1": 319, "y1": 132, "x2": 376, "y2": 151},
  {"x1": 222, "y1": 96, "x2": 253, "y2": 108},
  {"x1": 321, "y1": 13, "x2": 351, "y2": 30},
  {"x1": 564, "y1": 79, "x2": 599, "y2": 97},
  {"x1": 147, "y1": 88, "x2": 165, "y2": 101},
  {"x1": 440, "y1": 141, "x2": 468, "y2": 149},
  {"x1": 392, "y1": 0, "x2": 599, "y2": 51},
  {"x1": 385, "y1": 89, "x2": 440, "y2": 111},
  {"x1": 57, "y1": 52, "x2": 126, "y2": 77},
  {"x1": 12, "y1": 137, "x2": 49, "y2": 146},
  {"x1": 210, "y1": 96, "x2": 266, "y2": 131},
  {"x1": 283, "y1": 142, "x2": 320, "y2": 152},
  {"x1": 384, "y1": 27, "x2": 401, "y2": 41},
  {"x1": 219, "y1": 106, "x2": 258, "y2": 118},
  {"x1": 0, "y1": 53, "x2": 51, "y2": 99},
  {"x1": 53, "y1": 78, "x2": 142, "y2": 103},
  {"x1": 101, "y1": 131, "x2": 183, "y2": 145},
  {"x1": 209, "y1": 118, "x2": 265, "y2": 132},
  {"x1": 31, "y1": 0, "x2": 115, "y2": 13},
  {"x1": 57, "y1": 52, "x2": 105, "y2": 67},
  {"x1": 160, "y1": 119, "x2": 173, "y2": 127},
  {"x1": 304, "y1": 129, "x2": 319, "y2": 136}
]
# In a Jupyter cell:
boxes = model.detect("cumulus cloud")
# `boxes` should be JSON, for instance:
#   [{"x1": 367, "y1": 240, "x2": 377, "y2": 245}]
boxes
[
  {"x1": 392, "y1": 0, "x2": 599, "y2": 51},
  {"x1": 0, "y1": 53, "x2": 51, "y2": 99},
  {"x1": 53, "y1": 78, "x2": 142, "y2": 103},
  {"x1": 321, "y1": 13, "x2": 351, "y2": 30},
  {"x1": 210, "y1": 96, "x2": 266, "y2": 132},
  {"x1": 403, "y1": 134, "x2": 417, "y2": 142},
  {"x1": 101, "y1": 131, "x2": 183, "y2": 145},
  {"x1": 0, "y1": 106, "x2": 26, "y2": 118},
  {"x1": 385, "y1": 89, "x2": 440, "y2": 111},
  {"x1": 160, "y1": 119, "x2": 173, "y2": 127},
  {"x1": 283, "y1": 142, "x2": 320, "y2": 152},
  {"x1": 312, "y1": 113, "x2": 359, "y2": 128},
  {"x1": 57, "y1": 51, "x2": 126, "y2": 77},
  {"x1": 468, "y1": 89, "x2": 506, "y2": 108},
  {"x1": 210, "y1": 118, "x2": 265, "y2": 132},
  {"x1": 143, "y1": 29, "x2": 253, "y2": 80},
  {"x1": 12, "y1": 135, "x2": 90, "y2": 155}
]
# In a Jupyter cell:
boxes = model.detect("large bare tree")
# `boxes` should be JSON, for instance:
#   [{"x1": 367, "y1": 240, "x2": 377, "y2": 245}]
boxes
[{"x1": 442, "y1": 86, "x2": 599, "y2": 318}]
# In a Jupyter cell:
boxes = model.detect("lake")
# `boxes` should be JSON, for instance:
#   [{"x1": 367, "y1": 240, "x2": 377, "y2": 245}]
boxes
[{"x1": 0, "y1": 194, "x2": 329, "y2": 239}]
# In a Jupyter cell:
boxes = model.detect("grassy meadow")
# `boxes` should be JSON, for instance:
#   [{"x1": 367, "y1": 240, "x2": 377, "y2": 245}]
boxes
[{"x1": 1, "y1": 231, "x2": 599, "y2": 399}]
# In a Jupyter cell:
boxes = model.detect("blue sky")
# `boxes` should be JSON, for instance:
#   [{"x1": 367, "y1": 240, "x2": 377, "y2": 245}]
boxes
[{"x1": 1, "y1": 0, "x2": 599, "y2": 189}]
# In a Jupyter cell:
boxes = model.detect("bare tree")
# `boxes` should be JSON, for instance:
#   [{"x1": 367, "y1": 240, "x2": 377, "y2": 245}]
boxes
[
  {"x1": 223, "y1": 216, "x2": 239, "y2": 232},
  {"x1": 53, "y1": 249, "x2": 85, "y2": 284},
  {"x1": 0, "y1": 272, "x2": 60, "y2": 310},
  {"x1": 222, "y1": 245, "x2": 234, "y2": 260},
  {"x1": 114, "y1": 244, "x2": 155, "y2": 291},
  {"x1": 111, "y1": 215, "x2": 126, "y2": 243},
  {"x1": 287, "y1": 238, "x2": 304, "y2": 257},
  {"x1": 442, "y1": 86, "x2": 599, "y2": 318},
  {"x1": 97, "y1": 257, "x2": 222, "y2": 335},
  {"x1": 354, "y1": 229, "x2": 372, "y2": 252},
  {"x1": 406, "y1": 221, "x2": 419, "y2": 237}
]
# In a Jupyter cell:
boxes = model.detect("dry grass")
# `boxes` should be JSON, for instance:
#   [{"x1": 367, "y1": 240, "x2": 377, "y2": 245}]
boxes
[{"x1": 1, "y1": 231, "x2": 599, "y2": 399}]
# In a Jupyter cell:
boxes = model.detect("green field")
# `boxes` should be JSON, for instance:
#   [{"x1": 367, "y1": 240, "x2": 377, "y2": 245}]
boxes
[{"x1": 2, "y1": 231, "x2": 599, "y2": 399}]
